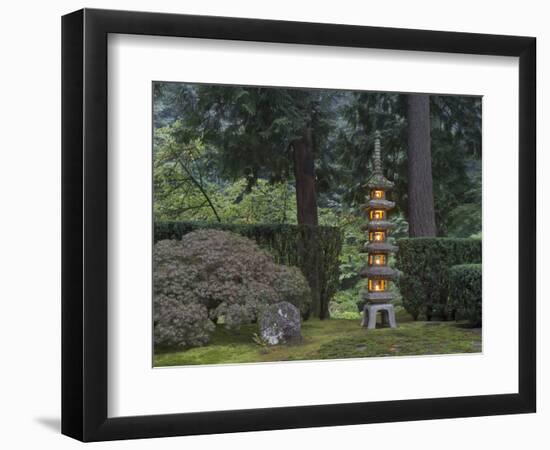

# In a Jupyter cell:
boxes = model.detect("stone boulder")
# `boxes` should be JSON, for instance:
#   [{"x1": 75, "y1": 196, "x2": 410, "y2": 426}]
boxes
[{"x1": 258, "y1": 301, "x2": 302, "y2": 346}]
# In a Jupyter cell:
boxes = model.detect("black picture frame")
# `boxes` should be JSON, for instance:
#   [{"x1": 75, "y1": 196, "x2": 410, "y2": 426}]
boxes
[{"x1": 61, "y1": 8, "x2": 536, "y2": 442}]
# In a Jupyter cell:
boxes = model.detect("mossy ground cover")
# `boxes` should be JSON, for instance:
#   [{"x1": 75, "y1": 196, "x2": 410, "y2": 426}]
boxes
[{"x1": 154, "y1": 311, "x2": 481, "y2": 367}]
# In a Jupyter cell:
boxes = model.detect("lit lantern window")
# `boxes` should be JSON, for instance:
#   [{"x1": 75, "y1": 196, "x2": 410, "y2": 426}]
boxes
[
  {"x1": 369, "y1": 210, "x2": 385, "y2": 220},
  {"x1": 371, "y1": 190, "x2": 384, "y2": 199},
  {"x1": 369, "y1": 254, "x2": 386, "y2": 266},
  {"x1": 368, "y1": 279, "x2": 386, "y2": 292},
  {"x1": 369, "y1": 231, "x2": 385, "y2": 242}
]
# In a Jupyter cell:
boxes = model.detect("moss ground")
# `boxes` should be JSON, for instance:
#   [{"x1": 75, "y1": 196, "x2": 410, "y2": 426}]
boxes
[{"x1": 154, "y1": 311, "x2": 481, "y2": 367}]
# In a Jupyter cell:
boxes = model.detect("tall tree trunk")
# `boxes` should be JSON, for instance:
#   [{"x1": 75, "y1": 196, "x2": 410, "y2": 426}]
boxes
[
  {"x1": 291, "y1": 128, "x2": 324, "y2": 318},
  {"x1": 292, "y1": 128, "x2": 318, "y2": 226},
  {"x1": 407, "y1": 94, "x2": 437, "y2": 237}
]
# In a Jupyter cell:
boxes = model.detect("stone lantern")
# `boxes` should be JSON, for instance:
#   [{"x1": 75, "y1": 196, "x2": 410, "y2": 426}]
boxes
[{"x1": 360, "y1": 131, "x2": 398, "y2": 329}]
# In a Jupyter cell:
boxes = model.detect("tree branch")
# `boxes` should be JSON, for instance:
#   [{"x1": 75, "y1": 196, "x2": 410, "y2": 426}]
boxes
[{"x1": 176, "y1": 157, "x2": 221, "y2": 222}]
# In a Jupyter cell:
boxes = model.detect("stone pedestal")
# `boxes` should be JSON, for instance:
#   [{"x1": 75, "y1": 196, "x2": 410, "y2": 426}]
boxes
[{"x1": 361, "y1": 303, "x2": 397, "y2": 329}]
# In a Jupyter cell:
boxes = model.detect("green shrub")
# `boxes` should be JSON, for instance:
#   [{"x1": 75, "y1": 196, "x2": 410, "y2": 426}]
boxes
[
  {"x1": 395, "y1": 238, "x2": 481, "y2": 320},
  {"x1": 155, "y1": 221, "x2": 342, "y2": 319},
  {"x1": 448, "y1": 264, "x2": 482, "y2": 326},
  {"x1": 154, "y1": 230, "x2": 311, "y2": 348},
  {"x1": 329, "y1": 287, "x2": 363, "y2": 320}
]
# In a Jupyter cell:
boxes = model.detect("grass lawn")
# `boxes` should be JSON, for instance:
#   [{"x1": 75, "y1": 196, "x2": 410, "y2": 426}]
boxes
[{"x1": 154, "y1": 311, "x2": 481, "y2": 367}]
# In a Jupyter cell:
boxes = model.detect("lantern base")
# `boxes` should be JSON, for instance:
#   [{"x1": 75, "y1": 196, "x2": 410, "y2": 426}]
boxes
[{"x1": 361, "y1": 303, "x2": 397, "y2": 329}]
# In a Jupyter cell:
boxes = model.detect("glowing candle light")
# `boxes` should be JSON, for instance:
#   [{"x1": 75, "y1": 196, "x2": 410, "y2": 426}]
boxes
[
  {"x1": 369, "y1": 231, "x2": 385, "y2": 242},
  {"x1": 370, "y1": 210, "x2": 385, "y2": 220},
  {"x1": 372, "y1": 254, "x2": 385, "y2": 265},
  {"x1": 368, "y1": 279, "x2": 386, "y2": 292}
]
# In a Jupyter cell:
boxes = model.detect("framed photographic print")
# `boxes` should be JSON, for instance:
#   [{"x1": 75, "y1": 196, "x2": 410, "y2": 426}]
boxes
[{"x1": 61, "y1": 8, "x2": 536, "y2": 442}]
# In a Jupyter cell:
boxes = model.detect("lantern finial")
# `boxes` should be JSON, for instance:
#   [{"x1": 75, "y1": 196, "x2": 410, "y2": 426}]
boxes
[
  {"x1": 373, "y1": 130, "x2": 382, "y2": 174},
  {"x1": 364, "y1": 130, "x2": 394, "y2": 190}
]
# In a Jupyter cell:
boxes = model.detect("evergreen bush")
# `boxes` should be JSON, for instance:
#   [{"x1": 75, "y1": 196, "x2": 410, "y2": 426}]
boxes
[
  {"x1": 448, "y1": 264, "x2": 482, "y2": 326},
  {"x1": 395, "y1": 238, "x2": 481, "y2": 320}
]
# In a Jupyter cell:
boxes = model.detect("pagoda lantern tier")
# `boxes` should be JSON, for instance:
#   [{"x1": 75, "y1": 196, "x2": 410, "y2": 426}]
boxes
[{"x1": 359, "y1": 131, "x2": 399, "y2": 311}]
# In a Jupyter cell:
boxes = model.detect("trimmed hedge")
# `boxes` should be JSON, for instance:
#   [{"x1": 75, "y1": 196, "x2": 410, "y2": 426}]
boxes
[
  {"x1": 395, "y1": 238, "x2": 481, "y2": 320},
  {"x1": 155, "y1": 221, "x2": 343, "y2": 319},
  {"x1": 448, "y1": 264, "x2": 482, "y2": 326}
]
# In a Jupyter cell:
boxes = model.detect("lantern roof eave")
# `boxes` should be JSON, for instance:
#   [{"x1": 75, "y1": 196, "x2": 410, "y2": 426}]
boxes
[
  {"x1": 363, "y1": 199, "x2": 396, "y2": 210},
  {"x1": 363, "y1": 242, "x2": 399, "y2": 253},
  {"x1": 360, "y1": 265, "x2": 399, "y2": 279},
  {"x1": 361, "y1": 220, "x2": 394, "y2": 231},
  {"x1": 363, "y1": 173, "x2": 395, "y2": 190}
]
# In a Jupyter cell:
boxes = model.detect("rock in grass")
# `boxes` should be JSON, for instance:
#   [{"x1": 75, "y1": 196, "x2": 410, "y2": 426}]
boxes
[{"x1": 258, "y1": 302, "x2": 302, "y2": 346}]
